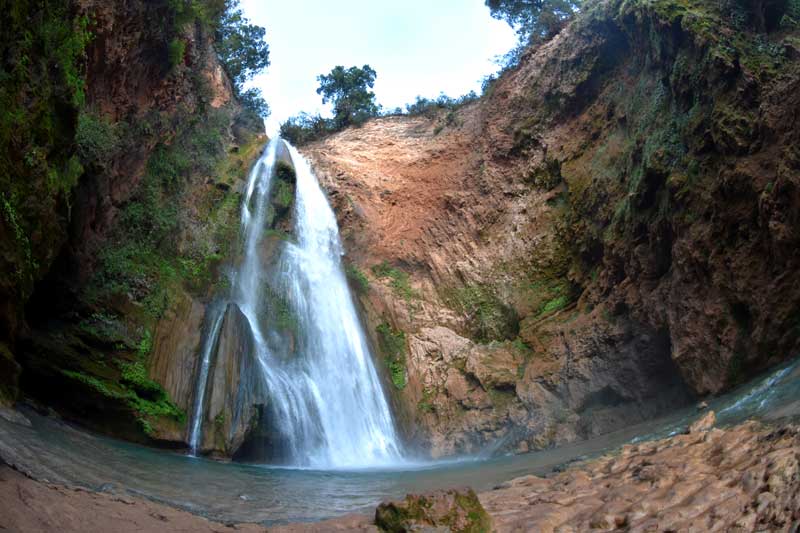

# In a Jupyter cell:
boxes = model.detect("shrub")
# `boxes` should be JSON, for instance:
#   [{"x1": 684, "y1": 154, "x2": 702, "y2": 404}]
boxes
[
  {"x1": 279, "y1": 113, "x2": 334, "y2": 146},
  {"x1": 371, "y1": 261, "x2": 416, "y2": 300},
  {"x1": 345, "y1": 263, "x2": 369, "y2": 294},
  {"x1": 76, "y1": 111, "x2": 120, "y2": 166},
  {"x1": 168, "y1": 38, "x2": 186, "y2": 69},
  {"x1": 376, "y1": 323, "x2": 407, "y2": 390}
]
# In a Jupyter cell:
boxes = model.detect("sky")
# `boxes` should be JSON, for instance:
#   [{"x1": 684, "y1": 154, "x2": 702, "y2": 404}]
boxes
[{"x1": 239, "y1": 0, "x2": 518, "y2": 133}]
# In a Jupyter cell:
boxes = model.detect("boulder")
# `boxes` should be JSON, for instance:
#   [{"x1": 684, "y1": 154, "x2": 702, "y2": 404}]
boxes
[
  {"x1": 688, "y1": 410, "x2": 716, "y2": 434},
  {"x1": 375, "y1": 488, "x2": 491, "y2": 533},
  {"x1": 200, "y1": 303, "x2": 265, "y2": 456}
]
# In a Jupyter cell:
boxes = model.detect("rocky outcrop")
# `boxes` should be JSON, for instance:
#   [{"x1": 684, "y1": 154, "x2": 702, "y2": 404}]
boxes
[
  {"x1": 200, "y1": 303, "x2": 264, "y2": 456},
  {"x1": 149, "y1": 288, "x2": 206, "y2": 414},
  {"x1": 304, "y1": 0, "x2": 800, "y2": 456},
  {"x1": 480, "y1": 417, "x2": 800, "y2": 532},
  {"x1": 375, "y1": 488, "x2": 491, "y2": 533}
]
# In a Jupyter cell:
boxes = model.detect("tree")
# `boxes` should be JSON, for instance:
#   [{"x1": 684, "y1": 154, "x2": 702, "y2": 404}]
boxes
[
  {"x1": 486, "y1": 0, "x2": 581, "y2": 44},
  {"x1": 215, "y1": 4, "x2": 270, "y2": 88},
  {"x1": 279, "y1": 113, "x2": 333, "y2": 145},
  {"x1": 316, "y1": 65, "x2": 380, "y2": 129},
  {"x1": 238, "y1": 87, "x2": 270, "y2": 118}
]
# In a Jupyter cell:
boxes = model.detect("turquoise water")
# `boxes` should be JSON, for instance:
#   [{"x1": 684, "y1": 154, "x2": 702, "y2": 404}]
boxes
[{"x1": 1, "y1": 358, "x2": 798, "y2": 525}]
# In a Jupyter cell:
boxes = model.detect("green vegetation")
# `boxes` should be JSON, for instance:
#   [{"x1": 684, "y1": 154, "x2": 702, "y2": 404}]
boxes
[
  {"x1": 168, "y1": 38, "x2": 186, "y2": 69},
  {"x1": 89, "y1": 107, "x2": 244, "y2": 315},
  {"x1": 447, "y1": 284, "x2": 518, "y2": 343},
  {"x1": 75, "y1": 111, "x2": 121, "y2": 168},
  {"x1": 280, "y1": 65, "x2": 380, "y2": 144},
  {"x1": 487, "y1": 386, "x2": 517, "y2": 410},
  {"x1": 265, "y1": 286, "x2": 298, "y2": 335},
  {"x1": 375, "y1": 488, "x2": 491, "y2": 533},
  {"x1": 214, "y1": 4, "x2": 270, "y2": 88},
  {"x1": 486, "y1": 0, "x2": 581, "y2": 44},
  {"x1": 417, "y1": 388, "x2": 435, "y2": 413},
  {"x1": 0, "y1": 2, "x2": 91, "y2": 293},
  {"x1": 271, "y1": 180, "x2": 294, "y2": 210},
  {"x1": 376, "y1": 323, "x2": 407, "y2": 390},
  {"x1": 345, "y1": 263, "x2": 370, "y2": 294},
  {"x1": 62, "y1": 359, "x2": 186, "y2": 438},
  {"x1": 317, "y1": 64, "x2": 380, "y2": 129},
  {"x1": 372, "y1": 261, "x2": 417, "y2": 300}
]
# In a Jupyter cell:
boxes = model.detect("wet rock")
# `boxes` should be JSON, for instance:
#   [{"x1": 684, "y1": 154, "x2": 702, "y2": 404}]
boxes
[
  {"x1": 201, "y1": 303, "x2": 263, "y2": 456},
  {"x1": 149, "y1": 288, "x2": 206, "y2": 415},
  {"x1": 0, "y1": 407, "x2": 31, "y2": 428},
  {"x1": 479, "y1": 421, "x2": 800, "y2": 532},
  {"x1": 302, "y1": 0, "x2": 800, "y2": 459},
  {"x1": 375, "y1": 488, "x2": 491, "y2": 533},
  {"x1": 688, "y1": 410, "x2": 716, "y2": 434}
]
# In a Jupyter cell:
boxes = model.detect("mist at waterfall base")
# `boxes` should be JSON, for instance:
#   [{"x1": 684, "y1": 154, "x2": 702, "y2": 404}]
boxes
[
  {"x1": 187, "y1": 138, "x2": 401, "y2": 466},
  {"x1": 2, "y1": 358, "x2": 800, "y2": 524}
]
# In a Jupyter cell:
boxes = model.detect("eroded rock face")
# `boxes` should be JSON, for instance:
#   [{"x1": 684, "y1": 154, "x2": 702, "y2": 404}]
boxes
[
  {"x1": 480, "y1": 418, "x2": 800, "y2": 532},
  {"x1": 303, "y1": 0, "x2": 800, "y2": 456},
  {"x1": 149, "y1": 288, "x2": 206, "y2": 415}
]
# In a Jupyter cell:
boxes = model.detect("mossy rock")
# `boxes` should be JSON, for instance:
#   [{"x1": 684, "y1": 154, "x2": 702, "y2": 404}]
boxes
[
  {"x1": 268, "y1": 158, "x2": 296, "y2": 231},
  {"x1": 376, "y1": 322, "x2": 407, "y2": 390},
  {"x1": 17, "y1": 324, "x2": 185, "y2": 444},
  {"x1": 375, "y1": 488, "x2": 491, "y2": 533}
]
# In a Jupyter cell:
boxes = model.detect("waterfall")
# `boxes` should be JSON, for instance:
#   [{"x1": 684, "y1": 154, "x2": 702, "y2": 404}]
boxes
[
  {"x1": 190, "y1": 138, "x2": 402, "y2": 468},
  {"x1": 188, "y1": 306, "x2": 224, "y2": 455}
]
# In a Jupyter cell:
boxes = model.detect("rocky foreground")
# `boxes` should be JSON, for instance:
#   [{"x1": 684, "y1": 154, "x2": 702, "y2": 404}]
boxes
[{"x1": 2, "y1": 412, "x2": 799, "y2": 532}]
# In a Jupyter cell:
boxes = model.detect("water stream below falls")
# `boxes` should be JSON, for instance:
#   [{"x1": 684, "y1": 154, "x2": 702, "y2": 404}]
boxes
[
  {"x1": 188, "y1": 138, "x2": 400, "y2": 465},
  {"x1": 1, "y1": 358, "x2": 799, "y2": 525}
]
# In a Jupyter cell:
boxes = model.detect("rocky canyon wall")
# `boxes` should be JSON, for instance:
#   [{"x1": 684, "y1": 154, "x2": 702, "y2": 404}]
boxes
[
  {"x1": 1, "y1": 0, "x2": 267, "y2": 448},
  {"x1": 304, "y1": 0, "x2": 800, "y2": 456}
]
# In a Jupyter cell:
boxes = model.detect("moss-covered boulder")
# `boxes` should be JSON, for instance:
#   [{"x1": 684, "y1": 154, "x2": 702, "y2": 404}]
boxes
[{"x1": 375, "y1": 488, "x2": 491, "y2": 533}]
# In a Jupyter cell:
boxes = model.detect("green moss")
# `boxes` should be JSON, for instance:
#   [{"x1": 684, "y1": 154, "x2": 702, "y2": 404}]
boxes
[
  {"x1": 61, "y1": 370, "x2": 121, "y2": 399},
  {"x1": 345, "y1": 263, "x2": 370, "y2": 293},
  {"x1": 271, "y1": 179, "x2": 294, "y2": 210},
  {"x1": 417, "y1": 388, "x2": 435, "y2": 413},
  {"x1": 447, "y1": 284, "x2": 518, "y2": 343},
  {"x1": 487, "y1": 387, "x2": 516, "y2": 410},
  {"x1": 376, "y1": 322, "x2": 407, "y2": 390},
  {"x1": 275, "y1": 160, "x2": 296, "y2": 182},
  {"x1": 539, "y1": 295, "x2": 570, "y2": 317},
  {"x1": 264, "y1": 286, "x2": 297, "y2": 334},
  {"x1": 75, "y1": 111, "x2": 120, "y2": 167},
  {"x1": 372, "y1": 261, "x2": 417, "y2": 300},
  {"x1": 168, "y1": 38, "x2": 186, "y2": 69},
  {"x1": 375, "y1": 489, "x2": 491, "y2": 533}
]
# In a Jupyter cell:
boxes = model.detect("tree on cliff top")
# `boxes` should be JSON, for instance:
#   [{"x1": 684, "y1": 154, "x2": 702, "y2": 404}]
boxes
[
  {"x1": 316, "y1": 65, "x2": 380, "y2": 129},
  {"x1": 486, "y1": 0, "x2": 581, "y2": 44},
  {"x1": 215, "y1": 5, "x2": 270, "y2": 88}
]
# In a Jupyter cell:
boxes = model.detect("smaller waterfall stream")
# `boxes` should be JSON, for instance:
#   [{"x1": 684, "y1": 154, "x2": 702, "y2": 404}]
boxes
[
  {"x1": 187, "y1": 308, "x2": 224, "y2": 455},
  {"x1": 189, "y1": 138, "x2": 402, "y2": 467}
]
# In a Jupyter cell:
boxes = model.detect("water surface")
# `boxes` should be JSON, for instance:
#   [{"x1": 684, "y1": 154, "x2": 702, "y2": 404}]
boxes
[{"x1": 1, "y1": 358, "x2": 798, "y2": 525}]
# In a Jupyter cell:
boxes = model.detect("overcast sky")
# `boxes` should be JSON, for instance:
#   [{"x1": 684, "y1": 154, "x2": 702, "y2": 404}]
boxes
[{"x1": 238, "y1": 0, "x2": 517, "y2": 133}]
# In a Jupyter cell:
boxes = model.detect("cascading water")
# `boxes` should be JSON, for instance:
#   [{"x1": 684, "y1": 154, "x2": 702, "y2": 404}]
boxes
[{"x1": 191, "y1": 138, "x2": 402, "y2": 467}]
